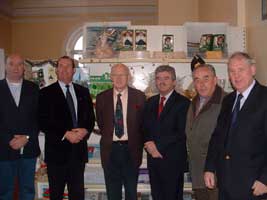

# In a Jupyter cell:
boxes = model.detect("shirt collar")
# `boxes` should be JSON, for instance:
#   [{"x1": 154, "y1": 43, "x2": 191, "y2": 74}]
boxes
[
  {"x1": 113, "y1": 87, "x2": 128, "y2": 97},
  {"x1": 236, "y1": 79, "x2": 255, "y2": 100},
  {"x1": 6, "y1": 78, "x2": 23, "y2": 86},
  {"x1": 160, "y1": 89, "x2": 174, "y2": 101},
  {"x1": 58, "y1": 80, "x2": 73, "y2": 89}
]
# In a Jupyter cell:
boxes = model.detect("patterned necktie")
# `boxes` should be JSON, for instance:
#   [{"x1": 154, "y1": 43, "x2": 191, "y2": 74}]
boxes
[
  {"x1": 114, "y1": 93, "x2": 124, "y2": 138},
  {"x1": 65, "y1": 85, "x2": 77, "y2": 127},
  {"x1": 158, "y1": 96, "x2": 166, "y2": 118},
  {"x1": 231, "y1": 93, "x2": 243, "y2": 126}
]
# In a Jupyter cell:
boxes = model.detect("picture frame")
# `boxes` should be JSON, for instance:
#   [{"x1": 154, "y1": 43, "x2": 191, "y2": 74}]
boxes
[
  {"x1": 262, "y1": 0, "x2": 267, "y2": 20},
  {"x1": 121, "y1": 30, "x2": 134, "y2": 51},
  {"x1": 135, "y1": 29, "x2": 147, "y2": 51},
  {"x1": 83, "y1": 21, "x2": 130, "y2": 58},
  {"x1": 162, "y1": 34, "x2": 174, "y2": 52}
]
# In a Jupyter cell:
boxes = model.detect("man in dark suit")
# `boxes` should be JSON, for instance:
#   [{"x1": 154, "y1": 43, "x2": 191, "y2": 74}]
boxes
[
  {"x1": 39, "y1": 56, "x2": 95, "y2": 200},
  {"x1": 0, "y1": 54, "x2": 40, "y2": 200},
  {"x1": 96, "y1": 63, "x2": 146, "y2": 200},
  {"x1": 143, "y1": 65, "x2": 190, "y2": 200},
  {"x1": 204, "y1": 52, "x2": 267, "y2": 200}
]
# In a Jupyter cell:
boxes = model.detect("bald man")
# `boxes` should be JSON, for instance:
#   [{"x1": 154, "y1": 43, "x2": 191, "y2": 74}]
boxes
[
  {"x1": 96, "y1": 64, "x2": 146, "y2": 200},
  {"x1": 0, "y1": 54, "x2": 40, "y2": 200}
]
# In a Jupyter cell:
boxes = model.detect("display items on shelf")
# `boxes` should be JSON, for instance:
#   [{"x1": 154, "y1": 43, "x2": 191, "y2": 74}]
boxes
[
  {"x1": 162, "y1": 34, "x2": 174, "y2": 52},
  {"x1": 121, "y1": 30, "x2": 134, "y2": 51},
  {"x1": 135, "y1": 29, "x2": 147, "y2": 51}
]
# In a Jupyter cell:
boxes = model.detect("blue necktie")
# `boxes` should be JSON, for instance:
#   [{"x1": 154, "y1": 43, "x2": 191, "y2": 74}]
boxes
[
  {"x1": 114, "y1": 93, "x2": 124, "y2": 138},
  {"x1": 66, "y1": 85, "x2": 77, "y2": 128},
  {"x1": 225, "y1": 93, "x2": 243, "y2": 152},
  {"x1": 231, "y1": 93, "x2": 243, "y2": 126}
]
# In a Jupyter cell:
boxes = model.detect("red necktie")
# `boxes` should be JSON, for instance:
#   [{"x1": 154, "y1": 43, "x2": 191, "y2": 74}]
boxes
[{"x1": 158, "y1": 96, "x2": 166, "y2": 118}]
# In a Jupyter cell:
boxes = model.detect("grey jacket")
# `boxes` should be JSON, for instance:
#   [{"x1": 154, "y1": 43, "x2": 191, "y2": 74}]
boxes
[{"x1": 186, "y1": 85, "x2": 226, "y2": 189}]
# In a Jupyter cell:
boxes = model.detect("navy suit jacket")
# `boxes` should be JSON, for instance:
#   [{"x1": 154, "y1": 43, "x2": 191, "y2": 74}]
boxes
[
  {"x1": 205, "y1": 81, "x2": 267, "y2": 199},
  {"x1": 0, "y1": 79, "x2": 40, "y2": 160},
  {"x1": 39, "y1": 81, "x2": 95, "y2": 164},
  {"x1": 143, "y1": 91, "x2": 190, "y2": 171}
]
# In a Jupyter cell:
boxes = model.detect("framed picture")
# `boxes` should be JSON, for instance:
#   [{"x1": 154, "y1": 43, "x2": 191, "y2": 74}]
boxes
[
  {"x1": 262, "y1": 0, "x2": 267, "y2": 20},
  {"x1": 83, "y1": 21, "x2": 130, "y2": 58},
  {"x1": 162, "y1": 34, "x2": 174, "y2": 52},
  {"x1": 121, "y1": 30, "x2": 134, "y2": 51},
  {"x1": 135, "y1": 29, "x2": 147, "y2": 51}
]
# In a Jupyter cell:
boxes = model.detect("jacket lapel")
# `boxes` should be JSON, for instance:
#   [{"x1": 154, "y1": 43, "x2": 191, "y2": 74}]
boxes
[
  {"x1": 159, "y1": 91, "x2": 176, "y2": 120},
  {"x1": 3, "y1": 79, "x2": 19, "y2": 108},
  {"x1": 237, "y1": 82, "x2": 259, "y2": 120}
]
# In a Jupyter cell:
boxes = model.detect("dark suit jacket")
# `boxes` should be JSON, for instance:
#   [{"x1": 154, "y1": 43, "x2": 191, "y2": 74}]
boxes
[
  {"x1": 39, "y1": 81, "x2": 95, "y2": 165},
  {"x1": 205, "y1": 81, "x2": 267, "y2": 199},
  {"x1": 96, "y1": 87, "x2": 146, "y2": 168},
  {"x1": 0, "y1": 79, "x2": 40, "y2": 160},
  {"x1": 143, "y1": 91, "x2": 190, "y2": 171}
]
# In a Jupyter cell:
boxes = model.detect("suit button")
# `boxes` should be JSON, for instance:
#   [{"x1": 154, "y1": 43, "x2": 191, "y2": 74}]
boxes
[{"x1": 225, "y1": 155, "x2": 231, "y2": 160}]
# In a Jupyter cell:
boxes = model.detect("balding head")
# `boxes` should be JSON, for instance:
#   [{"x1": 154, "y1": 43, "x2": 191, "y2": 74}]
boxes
[
  {"x1": 110, "y1": 63, "x2": 130, "y2": 92},
  {"x1": 5, "y1": 54, "x2": 25, "y2": 83}
]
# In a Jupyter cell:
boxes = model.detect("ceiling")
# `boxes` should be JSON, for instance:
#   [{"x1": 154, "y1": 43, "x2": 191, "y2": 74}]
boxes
[{"x1": 0, "y1": 0, "x2": 157, "y2": 17}]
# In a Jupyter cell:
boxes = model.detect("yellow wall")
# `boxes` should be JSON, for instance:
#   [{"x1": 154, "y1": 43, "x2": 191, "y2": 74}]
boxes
[
  {"x1": 0, "y1": 15, "x2": 11, "y2": 55},
  {"x1": 11, "y1": 12, "x2": 156, "y2": 60},
  {"x1": 198, "y1": 0, "x2": 237, "y2": 25},
  {"x1": 246, "y1": 0, "x2": 267, "y2": 84},
  {"x1": 158, "y1": 0, "x2": 198, "y2": 25}
]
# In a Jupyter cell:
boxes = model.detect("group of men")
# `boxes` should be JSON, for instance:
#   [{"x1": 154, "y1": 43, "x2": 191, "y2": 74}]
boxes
[{"x1": 1, "y1": 51, "x2": 267, "y2": 200}]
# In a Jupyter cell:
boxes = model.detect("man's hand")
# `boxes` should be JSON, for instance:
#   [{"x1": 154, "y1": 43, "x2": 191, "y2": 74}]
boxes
[
  {"x1": 9, "y1": 135, "x2": 29, "y2": 150},
  {"x1": 65, "y1": 131, "x2": 80, "y2": 144},
  {"x1": 72, "y1": 128, "x2": 88, "y2": 140},
  {"x1": 252, "y1": 180, "x2": 267, "y2": 196},
  {"x1": 144, "y1": 141, "x2": 163, "y2": 158},
  {"x1": 204, "y1": 171, "x2": 216, "y2": 189}
]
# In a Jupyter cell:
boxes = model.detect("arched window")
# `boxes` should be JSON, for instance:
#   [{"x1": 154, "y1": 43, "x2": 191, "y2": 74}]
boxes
[{"x1": 65, "y1": 26, "x2": 83, "y2": 66}]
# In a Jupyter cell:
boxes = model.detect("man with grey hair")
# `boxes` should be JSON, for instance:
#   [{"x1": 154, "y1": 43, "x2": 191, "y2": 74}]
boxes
[
  {"x1": 205, "y1": 52, "x2": 267, "y2": 200},
  {"x1": 96, "y1": 63, "x2": 146, "y2": 200},
  {"x1": 143, "y1": 65, "x2": 190, "y2": 200},
  {"x1": 186, "y1": 64, "x2": 226, "y2": 200}
]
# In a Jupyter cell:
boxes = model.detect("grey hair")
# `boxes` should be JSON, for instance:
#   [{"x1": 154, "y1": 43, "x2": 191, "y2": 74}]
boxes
[
  {"x1": 228, "y1": 51, "x2": 254, "y2": 66},
  {"x1": 155, "y1": 65, "x2": 176, "y2": 80},
  {"x1": 192, "y1": 64, "x2": 216, "y2": 76}
]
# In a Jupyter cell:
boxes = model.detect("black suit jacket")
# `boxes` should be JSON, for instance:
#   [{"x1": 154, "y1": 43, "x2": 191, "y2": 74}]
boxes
[
  {"x1": 0, "y1": 79, "x2": 40, "y2": 160},
  {"x1": 39, "y1": 81, "x2": 95, "y2": 165},
  {"x1": 205, "y1": 81, "x2": 267, "y2": 199},
  {"x1": 96, "y1": 87, "x2": 146, "y2": 167},
  {"x1": 143, "y1": 91, "x2": 190, "y2": 170}
]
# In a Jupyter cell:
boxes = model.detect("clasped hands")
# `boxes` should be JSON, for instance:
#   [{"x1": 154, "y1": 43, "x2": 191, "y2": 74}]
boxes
[
  {"x1": 64, "y1": 128, "x2": 88, "y2": 144},
  {"x1": 144, "y1": 141, "x2": 163, "y2": 159},
  {"x1": 204, "y1": 172, "x2": 267, "y2": 196},
  {"x1": 9, "y1": 135, "x2": 29, "y2": 150}
]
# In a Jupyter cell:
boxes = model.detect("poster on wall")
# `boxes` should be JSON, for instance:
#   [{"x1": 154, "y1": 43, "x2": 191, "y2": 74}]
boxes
[{"x1": 83, "y1": 21, "x2": 130, "y2": 58}]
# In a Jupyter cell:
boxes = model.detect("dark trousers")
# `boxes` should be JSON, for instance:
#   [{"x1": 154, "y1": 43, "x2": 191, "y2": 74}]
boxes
[
  {"x1": 103, "y1": 142, "x2": 139, "y2": 200},
  {"x1": 193, "y1": 188, "x2": 218, "y2": 200},
  {"x1": 147, "y1": 156, "x2": 184, "y2": 200},
  {"x1": 47, "y1": 161, "x2": 85, "y2": 200},
  {"x1": 0, "y1": 158, "x2": 36, "y2": 200}
]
